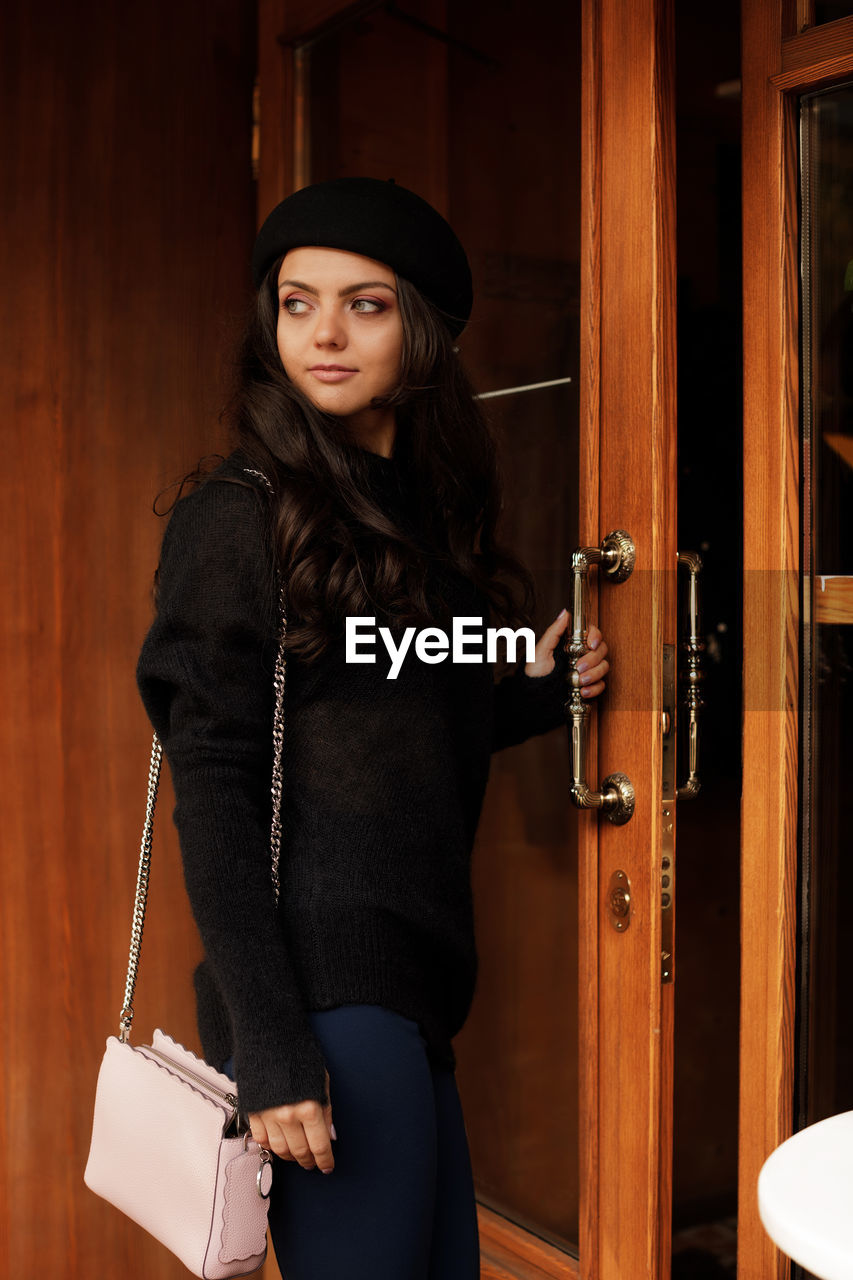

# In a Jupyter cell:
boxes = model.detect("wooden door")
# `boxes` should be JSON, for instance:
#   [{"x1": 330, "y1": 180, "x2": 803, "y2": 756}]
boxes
[
  {"x1": 257, "y1": 1, "x2": 679, "y2": 1276},
  {"x1": 578, "y1": 0, "x2": 678, "y2": 1276},
  {"x1": 739, "y1": 6, "x2": 853, "y2": 1277}
]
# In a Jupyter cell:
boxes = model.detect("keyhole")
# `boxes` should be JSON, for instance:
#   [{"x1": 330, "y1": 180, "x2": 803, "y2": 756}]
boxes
[{"x1": 610, "y1": 886, "x2": 630, "y2": 917}]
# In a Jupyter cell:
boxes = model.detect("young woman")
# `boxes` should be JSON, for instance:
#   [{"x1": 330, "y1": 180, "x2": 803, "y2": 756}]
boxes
[{"x1": 136, "y1": 177, "x2": 609, "y2": 1279}]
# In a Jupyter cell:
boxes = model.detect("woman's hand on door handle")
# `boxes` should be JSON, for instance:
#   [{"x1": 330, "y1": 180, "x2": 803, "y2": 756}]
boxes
[
  {"x1": 525, "y1": 609, "x2": 609, "y2": 698},
  {"x1": 574, "y1": 623, "x2": 609, "y2": 697}
]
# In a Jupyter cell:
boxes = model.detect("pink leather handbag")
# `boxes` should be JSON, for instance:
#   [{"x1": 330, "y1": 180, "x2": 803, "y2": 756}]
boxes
[
  {"x1": 85, "y1": 1022, "x2": 273, "y2": 1278},
  {"x1": 85, "y1": 467, "x2": 287, "y2": 1278}
]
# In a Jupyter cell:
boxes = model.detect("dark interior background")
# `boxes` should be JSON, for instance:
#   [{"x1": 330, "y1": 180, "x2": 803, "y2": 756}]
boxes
[{"x1": 673, "y1": 0, "x2": 743, "y2": 1257}]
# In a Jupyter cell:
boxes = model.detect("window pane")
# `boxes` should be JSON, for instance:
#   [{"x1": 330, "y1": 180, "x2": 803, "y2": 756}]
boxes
[
  {"x1": 813, "y1": 3, "x2": 853, "y2": 27},
  {"x1": 798, "y1": 82, "x2": 853, "y2": 1130},
  {"x1": 302, "y1": 0, "x2": 582, "y2": 1249}
]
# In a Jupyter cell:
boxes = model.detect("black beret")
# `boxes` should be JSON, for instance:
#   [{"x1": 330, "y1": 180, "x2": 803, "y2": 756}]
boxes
[{"x1": 251, "y1": 176, "x2": 473, "y2": 338}]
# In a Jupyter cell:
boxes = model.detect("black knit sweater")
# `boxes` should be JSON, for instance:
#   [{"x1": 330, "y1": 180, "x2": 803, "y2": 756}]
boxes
[{"x1": 135, "y1": 446, "x2": 570, "y2": 1114}]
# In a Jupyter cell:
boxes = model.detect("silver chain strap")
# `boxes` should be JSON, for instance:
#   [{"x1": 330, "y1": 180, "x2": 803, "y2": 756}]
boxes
[
  {"x1": 118, "y1": 466, "x2": 286, "y2": 1042},
  {"x1": 118, "y1": 735, "x2": 163, "y2": 1042},
  {"x1": 242, "y1": 468, "x2": 287, "y2": 908}
]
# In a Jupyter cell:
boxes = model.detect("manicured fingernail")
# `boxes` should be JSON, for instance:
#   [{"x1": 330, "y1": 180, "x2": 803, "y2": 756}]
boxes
[
  {"x1": 577, "y1": 663, "x2": 587, "y2": 673},
  {"x1": 557, "y1": 607, "x2": 567, "y2": 619},
  {"x1": 589, "y1": 636, "x2": 599, "y2": 648},
  {"x1": 330, "y1": 1123, "x2": 337, "y2": 1140}
]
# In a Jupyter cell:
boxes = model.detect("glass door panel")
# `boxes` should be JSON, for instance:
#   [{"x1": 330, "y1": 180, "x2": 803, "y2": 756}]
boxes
[
  {"x1": 813, "y1": 3, "x2": 853, "y2": 26},
  {"x1": 299, "y1": 0, "x2": 583, "y2": 1251},
  {"x1": 798, "y1": 82, "x2": 853, "y2": 1139},
  {"x1": 469, "y1": 379, "x2": 578, "y2": 1248}
]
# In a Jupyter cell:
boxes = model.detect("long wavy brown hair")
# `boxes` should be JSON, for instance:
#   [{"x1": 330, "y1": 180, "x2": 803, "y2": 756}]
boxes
[{"x1": 156, "y1": 256, "x2": 538, "y2": 663}]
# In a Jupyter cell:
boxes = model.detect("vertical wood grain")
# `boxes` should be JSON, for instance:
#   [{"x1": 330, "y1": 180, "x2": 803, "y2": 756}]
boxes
[
  {"x1": 578, "y1": 0, "x2": 602, "y2": 1272},
  {"x1": 739, "y1": 1, "x2": 799, "y2": 1277},
  {"x1": 0, "y1": 2, "x2": 257, "y2": 1274},
  {"x1": 654, "y1": 0, "x2": 678, "y2": 1265},
  {"x1": 579, "y1": 0, "x2": 677, "y2": 1275}
]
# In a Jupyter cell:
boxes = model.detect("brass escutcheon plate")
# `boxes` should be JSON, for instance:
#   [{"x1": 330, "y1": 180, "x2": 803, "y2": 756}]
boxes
[
  {"x1": 601, "y1": 529, "x2": 636, "y2": 583},
  {"x1": 607, "y1": 869, "x2": 632, "y2": 932},
  {"x1": 602, "y1": 771, "x2": 635, "y2": 825}
]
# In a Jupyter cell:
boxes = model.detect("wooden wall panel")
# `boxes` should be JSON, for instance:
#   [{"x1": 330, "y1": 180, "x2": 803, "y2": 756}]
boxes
[{"x1": 0, "y1": 3, "x2": 257, "y2": 1274}]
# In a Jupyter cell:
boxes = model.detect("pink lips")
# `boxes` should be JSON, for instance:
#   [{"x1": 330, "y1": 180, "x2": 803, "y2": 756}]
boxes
[{"x1": 309, "y1": 365, "x2": 358, "y2": 383}]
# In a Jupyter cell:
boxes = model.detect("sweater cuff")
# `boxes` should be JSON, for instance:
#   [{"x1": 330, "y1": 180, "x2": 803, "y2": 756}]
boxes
[
  {"x1": 491, "y1": 640, "x2": 571, "y2": 752},
  {"x1": 232, "y1": 1013, "x2": 330, "y2": 1114},
  {"x1": 519, "y1": 638, "x2": 572, "y2": 687},
  {"x1": 194, "y1": 957, "x2": 329, "y2": 1112}
]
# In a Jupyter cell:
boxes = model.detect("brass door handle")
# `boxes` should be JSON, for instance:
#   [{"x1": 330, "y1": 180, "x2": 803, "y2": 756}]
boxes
[
  {"x1": 566, "y1": 530, "x2": 636, "y2": 825},
  {"x1": 676, "y1": 551, "x2": 704, "y2": 799}
]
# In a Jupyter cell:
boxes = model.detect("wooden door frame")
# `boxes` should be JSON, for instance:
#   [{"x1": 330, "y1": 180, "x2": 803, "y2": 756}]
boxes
[
  {"x1": 579, "y1": 0, "x2": 677, "y2": 1276},
  {"x1": 258, "y1": 0, "x2": 395, "y2": 219},
  {"x1": 739, "y1": 7, "x2": 853, "y2": 1277}
]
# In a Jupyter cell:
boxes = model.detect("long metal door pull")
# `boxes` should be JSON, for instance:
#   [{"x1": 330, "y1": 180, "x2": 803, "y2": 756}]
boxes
[
  {"x1": 677, "y1": 551, "x2": 704, "y2": 799},
  {"x1": 566, "y1": 530, "x2": 635, "y2": 825}
]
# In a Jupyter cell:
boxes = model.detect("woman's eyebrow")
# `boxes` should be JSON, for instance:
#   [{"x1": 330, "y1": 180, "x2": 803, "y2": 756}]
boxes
[{"x1": 278, "y1": 279, "x2": 398, "y2": 297}]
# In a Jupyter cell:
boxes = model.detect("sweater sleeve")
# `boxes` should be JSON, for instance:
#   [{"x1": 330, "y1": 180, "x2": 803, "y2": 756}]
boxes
[
  {"x1": 491, "y1": 637, "x2": 571, "y2": 753},
  {"x1": 135, "y1": 475, "x2": 330, "y2": 1112}
]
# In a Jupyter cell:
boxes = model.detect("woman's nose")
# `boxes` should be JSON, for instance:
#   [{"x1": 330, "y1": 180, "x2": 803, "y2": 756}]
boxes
[{"x1": 312, "y1": 307, "x2": 347, "y2": 348}]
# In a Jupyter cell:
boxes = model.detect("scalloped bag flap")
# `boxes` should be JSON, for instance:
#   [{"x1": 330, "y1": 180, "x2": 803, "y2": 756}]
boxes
[
  {"x1": 150, "y1": 1029, "x2": 239, "y2": 1098},
  {"x1": 217, "y1": 1144, "x2": 271, "y2": 1268}
]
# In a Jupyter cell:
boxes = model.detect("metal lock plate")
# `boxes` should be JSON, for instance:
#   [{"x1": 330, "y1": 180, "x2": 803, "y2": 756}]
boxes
[
  {"x1": 661, "y1": 644, "x2": 676, "y2": 983},
  {"x1": 607, "y1": 869, "x2": 632, "y2": 931}
]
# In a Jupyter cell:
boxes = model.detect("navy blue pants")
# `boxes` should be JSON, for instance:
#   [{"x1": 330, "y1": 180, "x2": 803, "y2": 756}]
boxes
[{"x1": 222, "y1": 1004, "x2": 480, "y2": 1279}]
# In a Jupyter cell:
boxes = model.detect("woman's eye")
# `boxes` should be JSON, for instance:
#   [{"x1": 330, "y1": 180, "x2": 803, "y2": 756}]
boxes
[
  {"x1": 352, "y1": 297, "x2": 385, "y2": 313},
  {"x1": 282, "y1": 296, "x2": 310, "y2": 314}
]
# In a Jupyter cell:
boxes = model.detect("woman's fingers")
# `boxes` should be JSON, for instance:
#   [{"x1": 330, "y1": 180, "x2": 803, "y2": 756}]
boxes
[
  {"x1": 262, "y1": 1120, "x2": 294, "y2": 1161},
  {"x1": 249, "y1": 1096, "x2": 336, "y2": 1173},
  {"x1": 323, "y1": 1068, "x2": 337, "y2": 1143},
  {"x1": 275, "y1": 1114, "x2": 335, "y2": 1173},
  {"x1": 279, "y1": 1118, "x2": 315, "y2": 1170},
  {"x1": 248, "y1": 1112, "x2": 270, "y2": 1150},
  {"x1": 301, "y1": 1112, "x2": 335, "y2": 1174},
  {"x1": 526, "y1": 608, "x2": 569, "y2": 677},
  {"x1": 250, "y1": 1111, "x2": 294, "y2": 1162},
  {"x1": 578, "y1": 655, "x2": 610, "y2": 697},
  {"x1": 525, "y1": 611, "x2": 611, "y2": 693},
  {"x1": 576, "y1": 636, "x2": 607, "y2": 666},
  {"x1": 576, "y1": 628, "x2": 609, "y2": 699}
]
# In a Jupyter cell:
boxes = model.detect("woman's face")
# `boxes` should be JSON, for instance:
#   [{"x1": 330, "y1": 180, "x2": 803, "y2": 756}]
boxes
[{"x1": 276, "y1": 246, "x2": 403, "y2": 437}]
